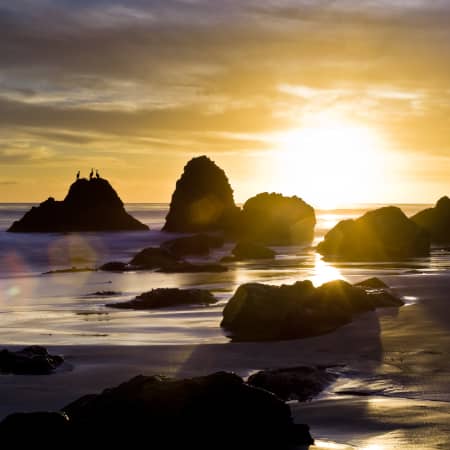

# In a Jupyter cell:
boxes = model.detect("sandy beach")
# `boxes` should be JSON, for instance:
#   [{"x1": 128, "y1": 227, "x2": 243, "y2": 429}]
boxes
[{"x1": 2, "y1": 271, "x2": 450, "y2": 448}]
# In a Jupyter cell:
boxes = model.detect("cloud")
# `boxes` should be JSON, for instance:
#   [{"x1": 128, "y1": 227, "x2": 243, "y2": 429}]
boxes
[{"x1": 0, "y1": 0, "x2": 449, "y2": 201}]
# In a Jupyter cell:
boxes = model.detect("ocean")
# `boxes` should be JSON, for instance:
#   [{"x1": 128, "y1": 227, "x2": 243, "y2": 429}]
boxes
[{"x1": 0, "y1": 202, "x2": 447, "y2": 346}]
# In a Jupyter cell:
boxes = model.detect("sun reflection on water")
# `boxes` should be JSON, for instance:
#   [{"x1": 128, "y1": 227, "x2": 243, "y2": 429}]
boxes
[{"x1": 310, "y1": 253, "x2": 344, "y2": 286}]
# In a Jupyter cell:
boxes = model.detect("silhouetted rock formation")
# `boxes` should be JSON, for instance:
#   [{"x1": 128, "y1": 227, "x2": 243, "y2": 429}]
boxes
[
  {"x1": 231, "y1": 241, "x2": 276, "y2": 260},
  {"x1": 8, "y1": 177, "x2": 148, "y2": 232},
  {"x1": 317, "y1": 207, "x2": 430, "y2": 260},
  {"x1": 237, "y1": 193, "x2": 316, "y2": 245},
  {"x1": 163, "y1": 156, "x2": 240, "y2": 232},
  {"x1": 0, "y1": 372, "x2": 315, "y2": 447},
  {"x1": 411, "y1": 196, "x2": 450, "y2": 243},
  {"x1": 248, "y1": 366, "x2": 338, "y2": 402},
  {"x1": 221, "y1": 279, "x2": 403, "y2": 341},
  {"x1": 161, "y1": 233, "x2": 224, "y2": 257},
  {"x1": 109, "y1": 288, "x2": 217, "y2": 309},
  {"x1": 0, "y1": 346, "x2": 63, "y2": 375}
]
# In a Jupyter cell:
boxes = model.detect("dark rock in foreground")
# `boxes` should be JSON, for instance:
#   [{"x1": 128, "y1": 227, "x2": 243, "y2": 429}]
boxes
[
  {"x1": 317, "y1": 206, "x2": 430, "y2": 260},
  {"x1": 221, "y1": 279, "x2": 404, "y2": 341},
  {"x1": 163, "y1": 156, "x2": 240, "y2": 233},
  {"x1": 0, "y1": 346, "x2": 63, "y2": 375},
  {"x1": 0, "y1": 412, "x2": 69, "y2": 436},
  {"x1": 237, "y1": 193, "x2": 316, "y2": 245},
  {"x1": 109, "y1": 288, "x2": 217, "y2": 310},
  {"x1": 8, "y1": 177, "x2": 148, "y2": 232},
  {"x1": 411, "y1": 196, "x2": 450, "y2": 244},
  {"x1": 231, "y1": 241, "x2": 276, "y2": 260},
  {"x1": 0, "y1": 372, "x2": 314, "y2": 447},
  {"x1": 248, "y1": 366, "x2": 338, "y2": 401},
  {"x1": 161, "y1": 233, "x2": 224, "y2": 257}
]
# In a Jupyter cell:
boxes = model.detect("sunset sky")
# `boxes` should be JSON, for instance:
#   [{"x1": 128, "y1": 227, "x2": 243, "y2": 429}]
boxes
[{"x1": 0, "y1": 0, "x2": 449, "y2": 207}]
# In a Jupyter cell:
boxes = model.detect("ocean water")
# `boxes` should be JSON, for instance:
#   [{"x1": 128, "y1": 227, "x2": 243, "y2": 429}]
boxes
[{"x1": 0, "y1": 202, "x2": 448, "y2": 346}]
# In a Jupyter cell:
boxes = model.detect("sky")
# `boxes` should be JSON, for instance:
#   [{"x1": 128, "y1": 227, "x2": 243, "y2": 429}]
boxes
[{"x1": 0, "y1": 0, "x2": 449, "y2": 207}]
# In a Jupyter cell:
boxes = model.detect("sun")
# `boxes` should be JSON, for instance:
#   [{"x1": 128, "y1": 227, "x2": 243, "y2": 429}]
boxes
[{"x1": 271, "y1": 114, "x2": 385, "y2": 209}]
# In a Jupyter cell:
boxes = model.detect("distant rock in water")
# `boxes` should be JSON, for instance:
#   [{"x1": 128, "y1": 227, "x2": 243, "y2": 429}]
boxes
[
  {"x1": 109, "y1": 288, "x2": 217, "y2": 310},
  {"x1": 221, "y1": 279, "x2": 404, "y2": 341},
  {"x1": 237, "y1": 193, "x2": 316, "y2": 245},
  {"x1": 411, "y1": 196, "x2": 450, "y2": 244},
  {"x1": 163, "y1": 156, "x2": 240, "y2": 232},
  {"x1": 0, "y1": 372, "x2": 314, "y2": 447},
  {"x1": 317, "y1": 206, "x2": 430, "y2": 260},
  {"x1": 8, "y1": 177, "x2": 148, "y2": 232}
]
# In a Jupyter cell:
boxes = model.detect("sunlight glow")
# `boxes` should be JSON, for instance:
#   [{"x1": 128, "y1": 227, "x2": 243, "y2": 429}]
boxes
[
  {"x1": 310, "y1": 253, "x2": 344, "y2": 286},
  {"x1": 271, "y1": 114, "x2": 385, "y2": 208}
]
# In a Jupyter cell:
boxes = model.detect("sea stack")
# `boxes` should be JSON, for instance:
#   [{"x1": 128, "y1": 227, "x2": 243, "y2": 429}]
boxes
[
  {"x1": 8, "y1": 177, "x2": 148, "y2": 232},
  {"x1": 238, "y1": 193, "x2": 316, "y2": 245},
  {"x1": 163, "y1": 156, "x2": 240, "y2": 232},
  {"x1": 411, "y1": 196, "x2": 450, "y2": 244},
  {"x1": 317, "y1": 206, "x2": 429, "y2": 260}
]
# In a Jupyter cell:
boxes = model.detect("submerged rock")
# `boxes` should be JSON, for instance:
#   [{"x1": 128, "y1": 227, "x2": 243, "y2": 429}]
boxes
[
  {"x1": 248, "y1": 366, "x2": 338, "y2": 401},
  {"x1": 317, "y1": 206, "x2": 430, "y2": 260},
  {"x1": 163, "y1": 156, "x2": 240, "y2": 233},
  {"x1": 161, "y1": 233, "x2": 224, "y2": 257},
  {"x1": 231, "y1": 241, "x2": 276, "y2": 260},
  {"x1": 354, "y1": 277, "x2": 388, "y2": 289},
  {"x1": 43, "y1": 267, "x2": 95, "y2": 275},
  {"x1": 0, "y1": 372, "x2": 314, "y2": 447},
  {"x1": 0, "y1": 346, "x2": 64, "y2": 375},
  {"x1": 109, "y1": 288, "x2": 217, "y2": 309},
  {"x1": 8, "y1": 177, "x2": 148, "y2": 232},
  {"x1": 237, "y1": 193, "x2": 316, "y2": 245},
  {"x1": 158, "y1": 262, "x2": 228, "y2": 273},
  {"x1": 221, "y1": 279, "x2": 404, "y2": 341},
  {"x1": 98, "y1": 261, "x2": 129, "y2": 272},
  {"x1": 129, "y1": 247, "x2": 179, "y2": 269},
  {"x1": 411, "y1": 196, "x2": 450, "y2": 244}
]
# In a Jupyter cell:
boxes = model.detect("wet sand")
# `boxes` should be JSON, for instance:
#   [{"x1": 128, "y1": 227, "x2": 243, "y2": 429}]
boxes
[{"x1": 1, "y1": 272, "x2": 449, "y2": 448}]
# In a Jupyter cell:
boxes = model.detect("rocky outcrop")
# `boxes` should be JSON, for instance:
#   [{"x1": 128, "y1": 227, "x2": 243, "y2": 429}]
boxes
[
  {"x1": 411, "y1": 196, "x2": 450, "y2": 244},
  {"x1": 229, "y1": 241, "x2": 276, "y2": 260},
  {"x1": 317, "y1": 206, "x2": 430, "y2": 260},
  {"x1": 109, "y1": 288, "x2": 217, "y2": 309},
  {"x1": 0, "y1": 346, "x2": 63, "y2": 375},
  {"x1": 237, "y1": 193, "x2": 316, "y2": 245},
  {"x1": 221, "y1": 279, "x2": 403, "y2": 341},
  {"x1": 248, "y1": 366, "x2": 338, "y2": 401},
  {"x1": 8, "y1": 178, "x2": 148, "y2": 232},
  {"x1": 0, "y1": 372, "x2": 315, "y2": 447},
  {"x1": 161, "y1": 233, "x2": 224, "y2": 257},
  {"x1": 163, "y1": 156, "x2": 240, "y2": 232}
]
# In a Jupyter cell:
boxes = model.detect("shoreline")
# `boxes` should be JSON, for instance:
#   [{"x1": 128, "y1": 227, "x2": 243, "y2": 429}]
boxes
[{"x1": 1, "y1": 272, "x2": 450, "y2": 448}]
